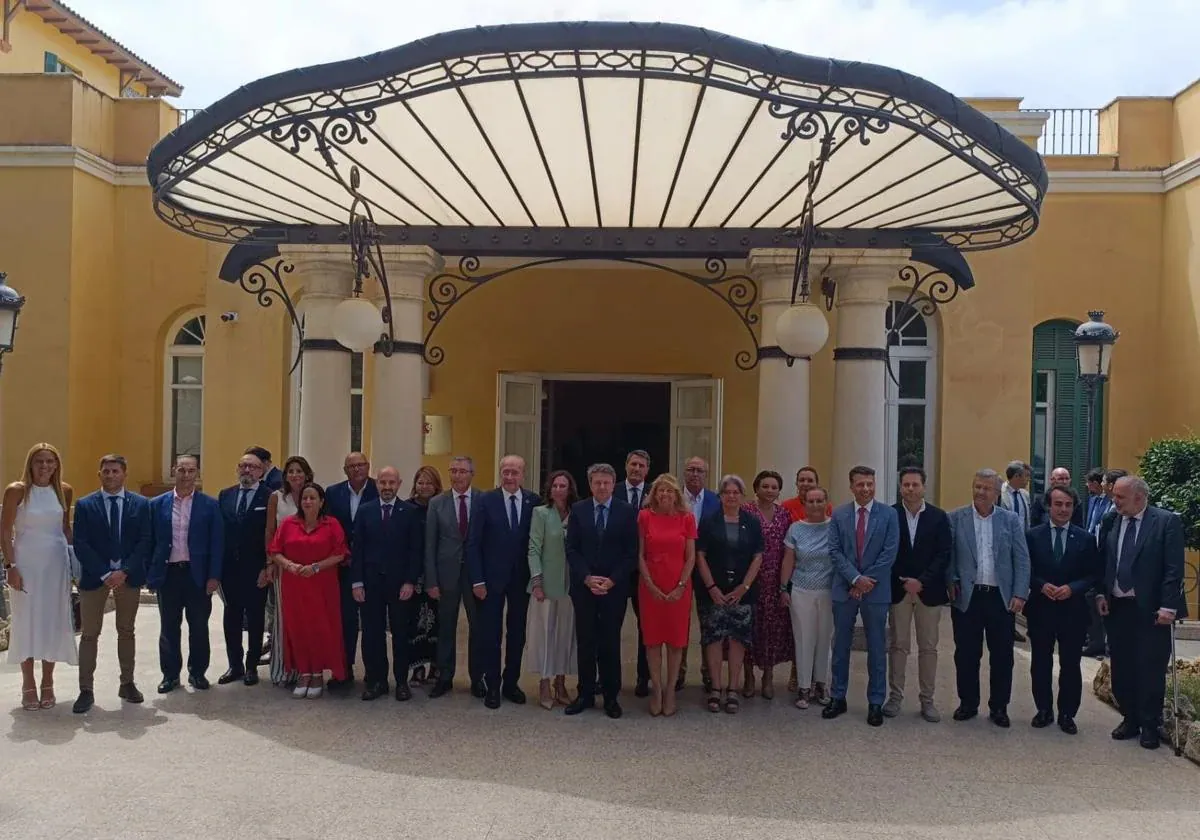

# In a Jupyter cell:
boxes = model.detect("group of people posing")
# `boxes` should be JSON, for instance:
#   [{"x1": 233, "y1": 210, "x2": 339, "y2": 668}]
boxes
[{"x1": 1, "y1": 443, "x2": 1185, "y2": 748}]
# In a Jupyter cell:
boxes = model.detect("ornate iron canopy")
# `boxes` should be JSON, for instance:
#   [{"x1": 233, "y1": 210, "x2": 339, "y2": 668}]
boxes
[{"x1": 148, "y1": 21, "x2": 1047, "y2": 262}]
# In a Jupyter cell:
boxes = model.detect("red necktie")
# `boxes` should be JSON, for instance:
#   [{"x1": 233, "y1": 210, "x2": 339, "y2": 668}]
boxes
[
  {"x1": 855, "y1": 507, "x2": 867, "y2": 567},
  {"x1": 457, "y1": 494, "x2": 468, "y2": 539}
]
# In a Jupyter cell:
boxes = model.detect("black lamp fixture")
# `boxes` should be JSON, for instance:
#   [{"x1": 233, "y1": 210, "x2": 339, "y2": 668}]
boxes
[
  {"x1": 1073, "y1": 310, "x2": 1118, "y2": 471},
  {"x1": 0, "y1": 272, "x2": 26, "y2": 370}
]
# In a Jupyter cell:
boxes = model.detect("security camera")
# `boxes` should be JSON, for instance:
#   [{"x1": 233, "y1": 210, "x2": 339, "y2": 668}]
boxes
[{"x1": 220, "y1": 311, "x2": 239, "y2": 323}]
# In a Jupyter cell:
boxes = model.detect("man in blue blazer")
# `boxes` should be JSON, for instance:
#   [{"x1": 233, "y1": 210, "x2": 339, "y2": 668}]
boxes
[
  {"x1": 326, "y1": 451, "x2": 378, "y2": 684},
  {"x1": 1024, "y1": 485, "x2": 1100, "y2": 734},
  {"x1": 246, "y1": 446, "x2": 283, "y2": 492},
  {"x1": 216, "y1": 452, "x2": 273, "y2": 687},
  {"x1": 823, "y1": 466, "x2": 899, "y2": 726},
  {"x1": 351, "y1": 466, "x2": 424, "y2": 702},
  {"x1": 146, "y1": 455, "x2": 225, "y2": 694},
  {"x1": 71, "y1": 454, "x2": 152, "y2": 714},
  {"x1": 466, "y1": 454, "x2": 540, "y2": 709}
]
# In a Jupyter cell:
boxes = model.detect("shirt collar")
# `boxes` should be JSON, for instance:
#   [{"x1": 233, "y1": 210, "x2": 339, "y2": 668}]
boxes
[
  {"x1": 240, "y1": 482, "x2": 260, "y2": 493},
  {"x1": 503, "y1": 488, "x2": 522, "y2": 501},
  {"x1": 456, "y1": 488, "x2": 472, "y2": 499},
  {"x1": 103, "y1": 488, "x2": 126, "y2": 500},
  {"x1": 904, "y1": 501, "x2": 926, "y2": 517},
  {"x1": 173, "y1": 489, "x2": 194, "y2": 502},
  {"x1": 626, "y1": 481, "x2": 644, "y2": 492},
  {"x1": 973, "y1": 505, "x2": 994, "y2": 520},
  {"x1": 593, "y1": 497, "x2": 610, "y2": 510},
  {"x1": 855, "y1": 501, "x2": 873, "y2": 514},
  {"x1": 349, "y1": 482, "x2": 368, "y2": 497},
  {"x1": 685, "y1": 488, "x2": 703, "y2": 503}
]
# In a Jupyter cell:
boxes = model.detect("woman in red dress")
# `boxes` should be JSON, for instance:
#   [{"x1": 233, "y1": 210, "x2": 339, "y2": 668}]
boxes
[
  {"x1": 267, "y1": 481, "x2": 348, "y2": 699},
  {"x1": 637, "y1": 473, "x2": 696, "y2": 717}
]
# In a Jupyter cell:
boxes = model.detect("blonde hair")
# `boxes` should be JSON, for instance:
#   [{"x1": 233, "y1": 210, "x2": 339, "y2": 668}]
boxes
[
  {"x1": 19, "y1": 443, "x2": 67, "y2": 509},
  {"x1": 647, "y1": 473, "x2": 689, "y2": 515},
  {"x1": 409, "y1": 465, "x2": 444, "y2": 500}
]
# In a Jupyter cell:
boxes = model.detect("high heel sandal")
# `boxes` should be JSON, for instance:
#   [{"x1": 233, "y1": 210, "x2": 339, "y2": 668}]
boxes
[
  {"x1": 553, "y1": 677, "x2": 570, "y2": 706},
  {"x1": 706, "y1": 690, "x2": 722, "y2": 713},
  {"x1": 21, "y1": 688, "x2": 40, "y2": 711},
  {"x1": 741, "y1": 669, "x2": 756, "y2": 699},
  {"x1": 649, "y1": 685, "x2": 663, "y2": 717},
  {"x1": 663, "y1": 690, "x2": 678, "y2": 718},
  {"x1": 538, "y1": 679, "x2": 554, "y2": 711},
  {"x1": 761, "y1": 673, "x2": 774, "y2": 701},
  {"x1": 293, "y1": 674, "x2": 312, "y2": 698},
  {"x1": 724, "y1": 692, "x2": 741, "y2": 714},
  {"x1": 39, "y1": 682, "x2": 56, "y2": 709}
]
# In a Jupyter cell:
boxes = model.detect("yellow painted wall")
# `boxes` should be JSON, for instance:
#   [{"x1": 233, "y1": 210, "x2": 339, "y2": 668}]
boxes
[{"x1": 1159, "y1": 177, "x2": 1200, "y2": 437}]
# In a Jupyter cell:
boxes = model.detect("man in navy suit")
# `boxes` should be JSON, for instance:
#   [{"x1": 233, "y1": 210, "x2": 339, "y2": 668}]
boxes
[
  {"x1": 146, "y1": 455, "x2": 225, "y2": 694},
  {"x1": 351, "y1": 466, "x2": 423, "y2": 702},
  {"x1": 326, "y1": 451, "x2": 377, "y2": 684},
  {"x1": 466, "y1": 454, "x2": 540, "y2": 709},
  {"x1": 1029, "y1": 468, "x2": 1085, "y2": 529},
  {"x1": 216, "y1": 452, "x2": 273, "y2": 687},
  {"x1": 71, "y1": 454, "x2": 152, "y2": 714},
  {"x1": 247, "y1": 446, "x2": 283, "y2": 491},
  {"x1": 823, "y1": 465, "x2": 900, "y2": 726},
  {"x1": 565, "y1": 463, "x2": 638, "y2": 719},
  {"x1": 1024, "y1": 485, "x2": 1100, "y2": 734},
  {"x1": 612, "y1": 449, "x2": 651, "y2": 697},
  {"x1": 682, "y1": 456, "x2": 721, "y2": 691}
]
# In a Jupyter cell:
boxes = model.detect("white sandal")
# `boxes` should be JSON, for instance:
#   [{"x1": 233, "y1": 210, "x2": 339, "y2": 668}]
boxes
[{"x1": 293, "y1": 675, "x2": 311, "y2": 698}]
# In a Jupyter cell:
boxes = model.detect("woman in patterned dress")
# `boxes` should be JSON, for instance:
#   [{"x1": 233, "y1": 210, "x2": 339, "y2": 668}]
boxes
[
  {"x1": 407, "y1": 465, "x2": 442, "y2": 685},
  {"x1": 742, "y1": 470, "x2": 794, "y2": 700}
]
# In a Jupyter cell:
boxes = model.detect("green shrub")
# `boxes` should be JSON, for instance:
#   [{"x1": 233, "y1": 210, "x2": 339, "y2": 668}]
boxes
[{"x1": 1140, "y1": 435, "x2": 1200, "y2": 552}]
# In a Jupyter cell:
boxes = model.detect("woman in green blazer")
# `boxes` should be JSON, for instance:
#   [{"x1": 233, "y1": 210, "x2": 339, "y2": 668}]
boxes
[{"x1": 527, "y1": 469, "x2": 579, "y2": 709}]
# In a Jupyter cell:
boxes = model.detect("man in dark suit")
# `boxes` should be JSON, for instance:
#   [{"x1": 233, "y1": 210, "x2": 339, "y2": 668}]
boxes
[
  {"x1": 325, "y1": 451, "x2": 377, "y2": 685},
  {"x1": 1024, "y1": 485, "x2": 1100, "y2": 734},
  {"x1": 1096, "y1": 475, "x2": 1187, "y2": 749},
  {"x1": 351, "y1": 466, "x2": 424, "y2": 702},
  {"x1": 682, "y1": 456, "x2": 722, "y2": 691},
  {"x1": 466, "y1": 454, "x2": 540, "y2": 709},
  {"x1": 613, "y1": 449, "x2": 651, "y2": 697},
  {"x1": 247, "y1": 446, "x2": 283, "y2": 491},
  {"x1": 883, "y1": 466, "x2": 951, "y2": 723},
  {"x1": 71, "y1": 454, "x2": 152, "y2": 713},
  {"x1": 564, "y1": 463, "x2": 638, "y2": 719},
  {"x1": 1029, "y1": 467, "x2": 1085, "y2": 529},
  {"x1": 216, "y1": 452, "x2": 273, "y2": 687},
  {"x1": 1083, "y1": 468, "x2": 1128, "y2": 657},
  {"x1": 146, "y1": 455, "x2": 225, "y2": 694}
]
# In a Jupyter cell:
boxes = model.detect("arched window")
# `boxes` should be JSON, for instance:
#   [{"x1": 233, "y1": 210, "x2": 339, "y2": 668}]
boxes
[
  {"x1": 1031, "y1": 319, "x2": 1099, "y2": 497},
  {"x1": 883, "y1": 299, "x2": 937, "y2": 503},
  {"x1": 164, "y1": 314, "x2": 205, "y2": 479}
]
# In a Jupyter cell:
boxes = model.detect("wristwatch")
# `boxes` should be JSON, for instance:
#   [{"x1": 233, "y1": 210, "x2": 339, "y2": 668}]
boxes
[
  {"x1": 779, "y1": 582, "x2": 789, "y2": 593},
  {"x1": 311, "y1": 563, "x2": 321, "y2": 574}
]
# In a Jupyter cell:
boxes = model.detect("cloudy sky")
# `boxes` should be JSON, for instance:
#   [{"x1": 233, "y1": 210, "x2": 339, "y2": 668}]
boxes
[{"x1": 79, "y1": 0, "x2": 1195, "y2": 109}]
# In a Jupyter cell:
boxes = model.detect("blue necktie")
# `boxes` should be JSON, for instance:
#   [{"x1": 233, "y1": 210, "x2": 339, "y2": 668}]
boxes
[
  {"x1": 509, "y1": 495, "x2": 519, "y2": 531},
  {"x1": 596, "y1": 504, "x2": 607, "y2": 532},
  {"x1": 1053, "y1": 527, "x2": 1064, "y2": 562},
  {"x1": 237, "y1": 489, "x2": 251, "y2": 517},
  {"x1": 107, "y1": 496, "x2": 121, "y2": 551},
  {"x1": 1012, "y1": 491, "x2": 1023, "y2": 524}
]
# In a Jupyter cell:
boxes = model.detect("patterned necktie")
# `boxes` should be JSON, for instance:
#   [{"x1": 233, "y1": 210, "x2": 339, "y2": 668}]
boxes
[
  {"x1": 855, "y1": 506, "x2": 867, "y2": 567},
  {"x1": 457, "y1": 494, "x2": 469, "y2": 539},
  {"x1": 509, "y1": 494, "x2": 519, "y2": 531},
  {"x1": 237, "y1": 489, "x2": 251, "y2": 517},
  {"x1": 1116, "y1": 517, "x2": 1138, "y2": 592},
  {"x1": 1053, "y1": 527, "x2": 1064, "y2": 562}
]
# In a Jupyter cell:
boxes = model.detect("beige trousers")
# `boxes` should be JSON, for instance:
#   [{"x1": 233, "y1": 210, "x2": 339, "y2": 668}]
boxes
[
  {"x1": 789, "y1": 588, "x2": 833, "y2": 690},
  {"x1": 78, "y1": 584, "x2": 140, "y2": 690},
  {"x1": 887, "y1": 592, "x2": 940, "y2": 704}
]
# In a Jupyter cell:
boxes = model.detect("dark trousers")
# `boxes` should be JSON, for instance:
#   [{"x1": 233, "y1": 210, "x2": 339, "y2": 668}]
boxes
[
  {"x1": 480, "y1": 579, "x2": 529, "y2": 690},
  {"x1": 360, "y1": 578, "x2": 414, "y2": 688},
  {"x1": 951, "y1": 586, "x2": 1015, "y2": 712},
  {"x1": 337, "y1": 565, "x2": 360, "y2": 676},
  {"x1": 435, "y1": 563, "x2": 482, "y2": 685},
  {"x1": 1106, "y1": 598, "x2": 1171, "y2": 728},
  {"x1": 157, "y1": 563, "x2": 212, "y2": 680},
  {"x1": 221, "y1": 575, "x2": 267, "y2": 673},
  {"x1": 1084, "y1": 597, "x2": 1108, "y2": 652},
  {"x1": 629, "y1": 583, "x2": 650, "y2": 686},
  {"x1": 1027, "y1": 602, "x2": 1088, "y2": 718},
  {"x1": 573, "y1": 586, "x2": 627, "y2": 703}
]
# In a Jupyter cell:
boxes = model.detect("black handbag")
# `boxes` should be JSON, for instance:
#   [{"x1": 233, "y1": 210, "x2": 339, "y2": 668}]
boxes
[{"x1": 71, "y1": 589, "x2": 81, "y2": 634}]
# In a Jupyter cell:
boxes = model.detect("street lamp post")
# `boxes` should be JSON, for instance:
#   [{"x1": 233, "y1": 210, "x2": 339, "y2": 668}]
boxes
[
  {"x1": 1073, "y1": 310, "x2": 1118, "y2": 474},
  {"x1": 0, "y1": 272, "x2": 23, "y2": 621}
]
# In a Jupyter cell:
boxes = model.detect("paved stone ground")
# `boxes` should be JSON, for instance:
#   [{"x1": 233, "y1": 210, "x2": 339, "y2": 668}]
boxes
[{"x1": 2, "y1": 602, "x2": 1197, "y2": 840}]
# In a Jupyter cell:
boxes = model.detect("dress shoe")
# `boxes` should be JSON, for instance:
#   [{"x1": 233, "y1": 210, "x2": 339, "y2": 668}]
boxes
[
  {"x1": 1058, "y1": 717, "x2": 1078, "y2": 735},
  {"x1": 361, "y1": 683, "x2": 388, "y2": 701},
  {"x1": 187, "y1": 674, "x2": 210, "y2": 691},
  {"x1": 502, "y1": 685, "x2": 527, "y2": 705},
  {"x1": 821, "y1": 699, "x2": 848, "y2": 719},
  {"x1": 429, "y1": 680, "x2": 453, "y2": 699},
  {"x1": 634, "y1": 680, "x2": 650, "y2": 698},
  {"x1": 118, "y1": 683, "x2": 144, "y2": 703},
  {"x1": 952, "y1": 705, "x2": 978, "y2": 721},
  {"x1": 920, "y1": 702, "x2": 941, "y2": 723},
  {"x1": 72, "y1": 690, "x2": 94, "y2": 714},
  {"x1": 881, "y1": 696, "x2": 902, "y2": 718},
  {"x1": 1082, "y1": 645, "x2": 1107, "y2": 659},
  {"x1": 395, "y1": 684, "x2": 413, "y2": 702},
  {"x1": 243, "y1": 673, "x2": 259, "y2": 687},
  {"x1": 218, "y1": 669, "x2": 245, "y2": 685},
  {"x1": 867, "y1": 704, "x2": 884, "y2": 726},
  {"x1": 1111, "y1": 719, "x2": 1141, "y2": 740},
  {"x1": 484, "y1": 688, "x2": 501, "y2": 709},
  {"x1": 1140, "y1": 729, "x2": 1161, "y2": 750},
  {"x1": 1031, "y1": 710, "x2": 1055, "y2": 728},
  {"x1": 989, "y1": 709, "x2": 1011, "y2": 728},
  {"x1": 470, "y1": 680, "x2": 487, "y2": 699},
  {"x1": 604, "y1": 700, "x2": 623, "y2": 719},
  {"x1": 157, "y1": 678, "x2": 180, "y2": 694},
  {"x1": 564, "y1": 696, "x2": 595, "y2": 716}
]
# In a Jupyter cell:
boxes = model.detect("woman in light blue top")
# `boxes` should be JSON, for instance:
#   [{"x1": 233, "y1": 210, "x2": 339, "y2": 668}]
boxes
[{"x1": 779, "y1": 486, "x2": 835, "y2": 710}]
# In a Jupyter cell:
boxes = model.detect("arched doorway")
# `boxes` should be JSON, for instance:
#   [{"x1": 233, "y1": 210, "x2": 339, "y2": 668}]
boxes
[{"x1": 883, "y1": 298, "x2": 937, "y2": 503}]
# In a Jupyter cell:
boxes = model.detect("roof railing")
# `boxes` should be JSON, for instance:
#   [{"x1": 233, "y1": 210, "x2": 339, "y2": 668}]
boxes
[{"x1": 1021, "y1": 107, "x2": 1100, "y2": 156}]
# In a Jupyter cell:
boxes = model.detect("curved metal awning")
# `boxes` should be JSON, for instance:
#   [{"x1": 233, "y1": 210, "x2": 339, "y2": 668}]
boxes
[{"x1": 147, "y1": 21, "x2": 1046, "y2": 261}]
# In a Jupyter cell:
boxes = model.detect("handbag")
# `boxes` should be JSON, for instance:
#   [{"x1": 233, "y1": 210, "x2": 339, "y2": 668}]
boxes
[{"x1": 66, "y1": 545, "x2": 82, "y2": 633}]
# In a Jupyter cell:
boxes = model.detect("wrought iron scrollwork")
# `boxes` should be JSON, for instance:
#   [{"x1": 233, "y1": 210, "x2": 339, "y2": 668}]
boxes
[
  {"x1": 238, "y1": 257, "x2": 304, "y2": 373},
  {"x1": 884, "y1": 263, "x2": 960, "y2": 385}
]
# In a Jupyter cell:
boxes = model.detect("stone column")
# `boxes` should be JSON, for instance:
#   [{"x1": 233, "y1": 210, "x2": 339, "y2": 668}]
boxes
[
  {"x1": 282, "y1": 245, "x2": 354, "y2": 486},
  {"x1": 829, "y1": 250, "x2": 907, "y2": 504},
  {"x1": 748, "y1": 249, "x2": 813, "y2": 482},
  {"x1": 371, "y1": 246, "x2": 443, "y2": 484}
]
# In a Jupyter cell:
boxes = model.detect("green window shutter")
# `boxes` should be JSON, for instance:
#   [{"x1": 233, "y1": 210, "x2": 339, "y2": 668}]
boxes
[
  {"x1": 44, "y1": 52, "x2": 58, "y2": 73},
  {"x1": 1030, "y1": 320, "x2": 1103, "y2": 496}
]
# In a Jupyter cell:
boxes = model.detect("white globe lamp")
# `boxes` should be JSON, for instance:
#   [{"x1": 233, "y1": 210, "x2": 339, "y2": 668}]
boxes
[
  {"x1": 775, "y1": 303, "x2": 829, "y2": 358},
  {"x1": 331, "y1": 297, "x2": 383, "y2": 352}
]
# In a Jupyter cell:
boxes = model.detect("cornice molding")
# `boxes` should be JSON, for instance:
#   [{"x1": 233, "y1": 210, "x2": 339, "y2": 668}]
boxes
[
  {"x1": 0, "y1": 145, "x2": 146, "y2": 186},
  {"x1": 1047, "y1": 170, "x2": 1164, "y2": 194},
  {"x1": 1164, "y1": 154, "x2": 1200, "y2": 192}
]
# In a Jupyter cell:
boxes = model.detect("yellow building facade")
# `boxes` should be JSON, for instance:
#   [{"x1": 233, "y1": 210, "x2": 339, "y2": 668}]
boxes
[{"x1": 0, "y1": 14, "x2": 1197, "y2": 530}]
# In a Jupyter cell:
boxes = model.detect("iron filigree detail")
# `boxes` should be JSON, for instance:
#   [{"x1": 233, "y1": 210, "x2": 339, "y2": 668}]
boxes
[
  {"x1": 238, "y1": 257, "x2": 304, "y2": 373},
  {"x1": 884, "y1": 263, "x2": 960, "y2": 385}
]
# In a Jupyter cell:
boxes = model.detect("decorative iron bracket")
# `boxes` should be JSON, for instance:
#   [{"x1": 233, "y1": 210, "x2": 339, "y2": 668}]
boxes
[
  {"x1": 884, "y1": 263, "x2": 960, "y2": 385},
  {"x1": 236, "y1": 257, "x2": 304, "y2": 373}
]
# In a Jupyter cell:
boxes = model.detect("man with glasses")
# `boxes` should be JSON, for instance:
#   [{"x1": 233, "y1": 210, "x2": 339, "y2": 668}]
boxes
[
  {"x1": 681, "y1": 457, "x2": 720, "y2": 691},
  {"x1": 326, "y1": 452, "x2": 378, "y2": 686}
]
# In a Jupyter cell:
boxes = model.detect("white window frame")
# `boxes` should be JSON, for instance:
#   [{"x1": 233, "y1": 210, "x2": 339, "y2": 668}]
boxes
[
  {"x1": 883, "y1": 298, "x2": 937, "y2": 504},
  {"x1": 1032, "y1": 369, "x2": 1056, "y2": 491},
  {"x1": 163, "y1": 313, "x2": 206, "y2": 481}
]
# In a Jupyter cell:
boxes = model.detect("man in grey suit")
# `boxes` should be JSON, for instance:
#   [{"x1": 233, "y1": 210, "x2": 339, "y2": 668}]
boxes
[
  {"x1": 948, "y1": 468, "x2": 1030, "y2": 728},
  {"x1": 425, "y1": 455, "x2": 484, "y2": 699}
]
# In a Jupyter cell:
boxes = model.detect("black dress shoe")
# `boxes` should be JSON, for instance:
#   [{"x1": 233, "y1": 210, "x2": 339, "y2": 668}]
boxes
[
  {"x1": 634, "y1": 680, "x2": 650, "y2": 698},
  {"x1": 429, "y1": 680, "x2": 453, "y2": 699},
  {"x1": 502, "y1": 685, "x2": 527, "y2": 705},
  {"x1": 952, "y1": 706, "x2": 978, "y2": 721},
  {"x1": 361, "y1": 683, "x2": 388, "y2": 701},
  {"x1": 218, "y1": 669, "x2": 245, "y2": 685},
  {"x1": 243, "y1": 672, "x2": 259, "y2": 687},
  {"x1": 821, "y1": 699, "x2": 848, "y2": 719},
  {"x1": 1059, "y1": 717, "x2": 1078, "y2": 735},
  {"x1": 867, "y1": 704, "x2": 884, "y2": 726},
  {"x1": 470, "y1": 680, "x2": 487, "y2": 699},
  {"x1": 1031, "y1": 710, "x2": 1055, "y2": 728},
  {"x1": 157, "y1": 678, "x2": 180, "y2": 694},
  {"x1": 395, "y1": 684, "x2": 413, "y2": 702},
  {"x1": 1140, "y1": 729, "x2": 1161, "y2": 750},
  {"x1": 484, "y1": 687, "x2": 501, "y2": 709},
  {"x1": 989, "y1": 709, "x2": 1011, "y2": 728},
  {"x1": 1082, "y1": 645, "x2": 1107, "y2": 659},
  {"x1": 564, "y1": 696, "x2": 594, "y2": 716},
  {"x1": 118, "y1": 682, "x2": 144, "y2": 703},
  {"x1": 1111, "y1": 720, "x2": 1141, "y2": 740},
  {"x1": 72, "y1": 690, "x2": 94, "y2": 714},
  {"x1": 187, "y1": 674, "x2": 210, "y2": 691},
  {"x1": 604, "y1": 700, "x2": 623, "y2": 719}
]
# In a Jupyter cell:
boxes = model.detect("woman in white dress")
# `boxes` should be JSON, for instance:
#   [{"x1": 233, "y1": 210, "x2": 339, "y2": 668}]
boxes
[
  {"x1": 2, "y1": 443, "x2": 77, "y2": 710},
  {"x1": 264, "y1": 456, "x2": 311, "y2": 687}
]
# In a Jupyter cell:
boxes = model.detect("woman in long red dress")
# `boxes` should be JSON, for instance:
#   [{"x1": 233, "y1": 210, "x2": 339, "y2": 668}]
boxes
[
  {"x1": 637, "y1": 473, "x2": 696, "y2": 717},
  {"x1": 267, "y1": 482, "x2": 347, "y2": 699}
]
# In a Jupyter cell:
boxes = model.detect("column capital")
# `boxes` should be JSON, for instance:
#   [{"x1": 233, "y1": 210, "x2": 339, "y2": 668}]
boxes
[
  {"x1": 374, "y1": 245, "x2": 443, "y2": 302},
  {"x1": 278, "y1": 244, "x2": 355, "y2": 300}
]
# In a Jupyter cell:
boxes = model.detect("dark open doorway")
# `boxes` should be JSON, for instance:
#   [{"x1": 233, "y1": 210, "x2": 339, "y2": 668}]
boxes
[{"x1": 541, "y1": 380, "x2": 671, "y2": 493}]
